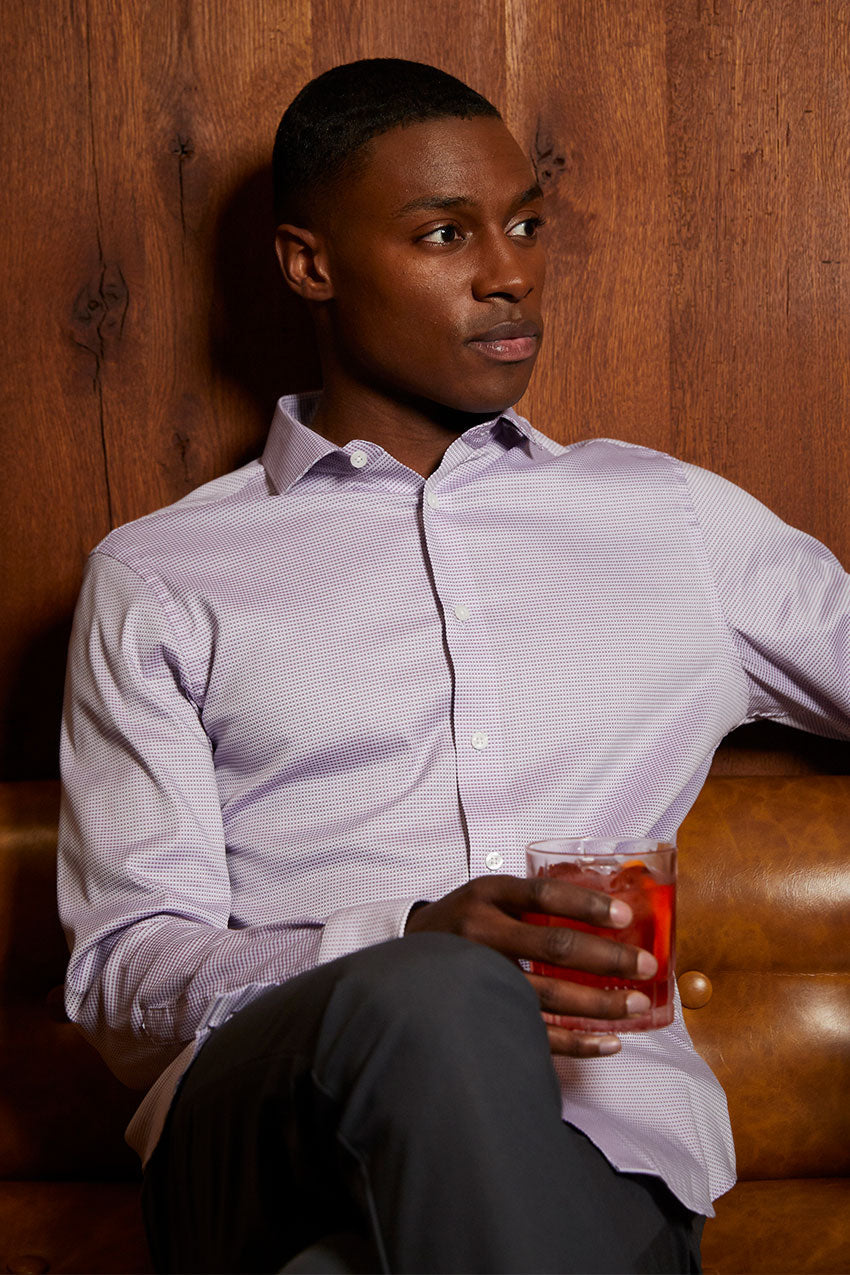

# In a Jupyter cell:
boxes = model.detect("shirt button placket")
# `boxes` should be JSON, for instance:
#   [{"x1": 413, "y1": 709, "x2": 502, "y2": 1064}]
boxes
[{"x1": 424, "y1": 482, "x2": 495, "y2": 879}]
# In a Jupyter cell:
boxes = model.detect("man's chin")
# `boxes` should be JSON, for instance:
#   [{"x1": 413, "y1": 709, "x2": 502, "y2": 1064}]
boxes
[
  {"x1": 428, "y1": 372, "x2": 538, "y2": 424},
  {"x1": 370, "y1": 363, "x2": 537, "y2": 431}
]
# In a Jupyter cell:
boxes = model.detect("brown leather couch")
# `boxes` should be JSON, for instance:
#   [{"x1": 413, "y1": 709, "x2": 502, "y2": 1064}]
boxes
[{"x1": 0, "y1": 776, "x2": 848, "y2": 1274}]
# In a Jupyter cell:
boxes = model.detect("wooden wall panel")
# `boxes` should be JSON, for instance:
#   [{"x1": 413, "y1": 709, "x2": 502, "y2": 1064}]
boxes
[
  {"x1": 508, "y1": 0, "x2": 673, "y2": 452},
  {"x1": 85, "y1": 0, "x2": 314, "y2": 526},
  {"x1": 312, "y1": 0, "x2": 505, "y2": 91},
  {"x1": 2, "y1": 1, "x2": 849, "y2": 778},
  {"x1": 0, "y1": 0, "x2": 112, "y2": 779},
  {"x1": 667, "y1": 0, "x2": 850, "y2": 774},
  {"x1": 667, "y1": 0, "x2": 850, "y2": 560}
]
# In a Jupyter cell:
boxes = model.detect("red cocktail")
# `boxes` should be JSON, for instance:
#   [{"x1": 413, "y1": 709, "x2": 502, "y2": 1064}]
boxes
[{"x1": 524, "y1": 839, "x2": 676, "y2": 1032}]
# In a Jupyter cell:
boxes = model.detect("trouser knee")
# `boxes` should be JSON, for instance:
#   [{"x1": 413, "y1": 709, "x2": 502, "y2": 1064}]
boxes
[{"x1": 322, "y1": 932, "x2": 542, "y2": 1068}]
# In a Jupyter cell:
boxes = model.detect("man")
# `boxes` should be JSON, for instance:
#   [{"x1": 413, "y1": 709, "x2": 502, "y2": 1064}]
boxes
[{"x1": 58, "y1": 58, "x2": 850, "y2": 1274}]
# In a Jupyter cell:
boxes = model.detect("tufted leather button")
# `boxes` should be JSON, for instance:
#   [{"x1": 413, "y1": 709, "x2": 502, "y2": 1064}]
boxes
[
  {"x1": 7, "y1": 1256, "x2": 50, "y2": 1274},
  {"x1": 678, "y1": 969, "x2": 713, "y2": 1009}
]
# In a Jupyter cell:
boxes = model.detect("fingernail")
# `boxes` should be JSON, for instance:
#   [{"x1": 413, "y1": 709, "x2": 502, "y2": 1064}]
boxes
[
  {"x1": 597, "y1": 1036, "x2": 621, "y2": 1055},
  {"x1": 636, "y1": 951, "x2": 658, "y2": 978},
  {"x1": 608, "y1": 899, "x2": 631, "y2": 926},
  {"x1": 626, "y1": 991, "x2": 651, "y2": 1014}
]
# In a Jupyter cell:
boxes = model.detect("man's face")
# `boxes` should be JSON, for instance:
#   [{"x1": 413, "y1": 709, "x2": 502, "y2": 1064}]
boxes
[{"x1": 307, "y1": 114, "x2": 546, "y2": 417}]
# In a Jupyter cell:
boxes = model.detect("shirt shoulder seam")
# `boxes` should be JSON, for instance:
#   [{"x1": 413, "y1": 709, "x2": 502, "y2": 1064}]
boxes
[
  {"x1": 95, "y1": 462, "x2": 265, "y2": 550},
  {"x1": 671, "y1": 460, "x2": 790, "y2": 726},
  {"x1": 90, "y1": 547, "x2": 205, "y2": 712}
]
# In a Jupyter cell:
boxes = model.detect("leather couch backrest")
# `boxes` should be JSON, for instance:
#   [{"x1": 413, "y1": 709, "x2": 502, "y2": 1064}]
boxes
[
  {"x1": 677, "y1": 775, "x2": 850, "y2": 1182},
  {"x1": 0, "y1": 782, "x2": 139, "y2": 1179},
  {"x1": 0, "y1": 776, "x2": 848, "y2": 1186}
]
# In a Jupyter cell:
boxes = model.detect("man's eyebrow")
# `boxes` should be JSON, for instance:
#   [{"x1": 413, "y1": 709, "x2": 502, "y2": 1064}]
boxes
[
  {"x1": 392, "y1": 183, "x2": 545, "y2": 219},
  {"x1": 510, "y1": 183, "x2": 545, "y2": 210}
]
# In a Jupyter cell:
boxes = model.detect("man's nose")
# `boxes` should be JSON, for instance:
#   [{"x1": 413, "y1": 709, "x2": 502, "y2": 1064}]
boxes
[{"x1": 471, "y1": 233, "x2": 538, "y2": 303}]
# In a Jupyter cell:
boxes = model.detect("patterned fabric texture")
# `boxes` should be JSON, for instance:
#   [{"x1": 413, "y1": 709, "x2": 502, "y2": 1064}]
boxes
[{"x1": 58, "y1": 392, "x2": 850, "y2": 1214}]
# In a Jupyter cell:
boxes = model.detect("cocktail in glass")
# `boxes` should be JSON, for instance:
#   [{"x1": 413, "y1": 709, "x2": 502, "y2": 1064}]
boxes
[{"x1": 524, "y1": 838, "x2": 676, "y2": 1032}]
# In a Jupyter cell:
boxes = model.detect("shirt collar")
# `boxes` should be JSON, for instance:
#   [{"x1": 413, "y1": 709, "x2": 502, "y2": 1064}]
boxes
[{"x1": 261, "y1": 391, "x2": 561, "y2": 495}]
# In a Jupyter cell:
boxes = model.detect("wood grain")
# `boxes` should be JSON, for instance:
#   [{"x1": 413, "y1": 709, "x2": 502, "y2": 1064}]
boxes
[
  {"x1": 311, "y1": 0, "x2": 506, "y2": 105},
  {"x1": 0, "y1": 0, "x2": 112, "y2": 778},
  {"x1": 84, "y1": 0, "x2": 314, "y2": 526},
  {"x1": 667, "y1": 0, "x2": 850, "y2": 556},
  {"x1": 1, "y1": 0, "x2": 849, "y2": 777},
  {"x1": 507, "y1": 0, "x2": 673, "y2": 451}
]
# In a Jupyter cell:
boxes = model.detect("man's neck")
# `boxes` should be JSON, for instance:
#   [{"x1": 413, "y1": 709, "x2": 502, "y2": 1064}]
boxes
[{"x1": 309, "y1": 377, "x2": 496, "y2": 480}]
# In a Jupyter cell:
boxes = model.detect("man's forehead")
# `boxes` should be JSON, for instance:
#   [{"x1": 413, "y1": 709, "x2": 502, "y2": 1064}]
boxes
[
  {"x1": 392, "y1": 182, "x2": 544, "y2": 219},
  {"x1": 349, "y1": 115, "x2": 538, "y2": 212}
]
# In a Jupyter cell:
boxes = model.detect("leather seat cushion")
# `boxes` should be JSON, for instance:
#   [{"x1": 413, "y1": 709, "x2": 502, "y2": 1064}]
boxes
[{"x1": 701, "y1": 1178, "x2": 850, "y2": 1274}]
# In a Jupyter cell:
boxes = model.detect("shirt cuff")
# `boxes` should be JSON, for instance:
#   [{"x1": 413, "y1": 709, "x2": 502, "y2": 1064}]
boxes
[{"x1": 317, "y1": 897, "x2": 427, "y2": 966}]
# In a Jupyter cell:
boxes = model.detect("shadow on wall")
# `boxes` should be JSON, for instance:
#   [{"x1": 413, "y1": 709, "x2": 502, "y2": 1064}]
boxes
[
  {"x1": 710, "y1": 719, "x2": 850, "y2": 775},
  {"x1": 209, "y1": 161, "x2": 322, "y2": 455},
  {"x1": 3, "y1": 165, "x2": 322, "y2": 783},
  {"x1": 2, "y1": 618, "x2": 73, "y2": 782}
]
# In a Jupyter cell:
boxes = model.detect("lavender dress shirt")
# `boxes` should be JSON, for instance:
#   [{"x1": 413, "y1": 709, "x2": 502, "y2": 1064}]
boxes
[{"x1": 58, "y1": 392, "x2": 850, "y2": 1217}]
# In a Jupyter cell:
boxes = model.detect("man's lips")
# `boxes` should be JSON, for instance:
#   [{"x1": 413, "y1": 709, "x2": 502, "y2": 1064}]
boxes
[{"x1": 466, "y1": 319, "x2": 542, "y2": 363}]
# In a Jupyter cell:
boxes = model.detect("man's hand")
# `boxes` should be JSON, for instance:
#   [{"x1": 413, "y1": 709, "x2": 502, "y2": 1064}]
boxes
[{"x1": 404, "y1": 874, "x2": 657, "y2": 1058}]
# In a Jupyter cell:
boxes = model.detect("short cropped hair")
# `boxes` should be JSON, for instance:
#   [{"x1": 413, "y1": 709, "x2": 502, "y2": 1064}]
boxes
[{"x1": 273, "y1": 57, "x2": 501, "y2": 224}]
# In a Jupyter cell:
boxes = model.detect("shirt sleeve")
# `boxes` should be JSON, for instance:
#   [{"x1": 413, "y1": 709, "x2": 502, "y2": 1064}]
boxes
[
  {"x1": 58, "y1": 551, "x2": 422, "y2": 1090},
  {"x1": 681, "y1": 461, "x2": 850, "y2": 737}
]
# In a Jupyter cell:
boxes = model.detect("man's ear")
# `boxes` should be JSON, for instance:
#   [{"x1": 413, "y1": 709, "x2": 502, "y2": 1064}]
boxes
[{"x1": 275, "y1": 224, "x2": 333, "y2": 301}]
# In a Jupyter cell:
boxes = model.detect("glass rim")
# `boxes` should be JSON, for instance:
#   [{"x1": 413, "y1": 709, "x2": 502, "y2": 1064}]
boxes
[{"x1": 526, "y1": 837, "x2": 676, "y2": 857}]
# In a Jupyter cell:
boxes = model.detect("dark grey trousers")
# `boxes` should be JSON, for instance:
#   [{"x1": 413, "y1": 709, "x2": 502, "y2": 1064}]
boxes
[{"x1": 142, "y1": 933, "x2": 703, "y2": 1274}]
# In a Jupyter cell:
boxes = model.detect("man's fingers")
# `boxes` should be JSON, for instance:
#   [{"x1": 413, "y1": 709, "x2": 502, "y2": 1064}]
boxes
[
  {"x1": 481, "y1": 873, "x2": 631, "y2": 928},
  {"x1": 527, "y1": 972, "x2": 651, "y2": 1022},
  {"x1": 403, "y1": 876, "x2": 656, "y2": 982},
  {"x1": 502, "y1": 910, "x2": 656, "y2": 980},
  {"x1": 545, "y1": 1025, "x2": 621, "y2": 1057}
]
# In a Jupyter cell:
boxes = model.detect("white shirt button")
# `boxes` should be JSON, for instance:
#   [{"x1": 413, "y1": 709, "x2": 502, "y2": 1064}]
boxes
[
  {"x1": 426, "y1": 491, "x2": 440, "y2": 509},
  {"x1": 485, "y1": 852, "x2": 504, "y2": 871},
  {"x1": 454, "y1": 604, "x2": 471, "y2": 621},
  {"x1": 349, "y1": 449, "x2": 368, "y2": 469},
  {"x1": 471, "y1": 731, "x2": 489, "y2": 750}
]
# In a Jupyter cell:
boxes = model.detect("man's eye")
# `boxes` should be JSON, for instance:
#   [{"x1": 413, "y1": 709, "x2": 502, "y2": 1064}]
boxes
[
  {"x1": 509, "y1": 216, "x2": 546, "y2": 239},
  {"x1": 420, "y1": 225, "x2": 463, "y2": 245}
]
